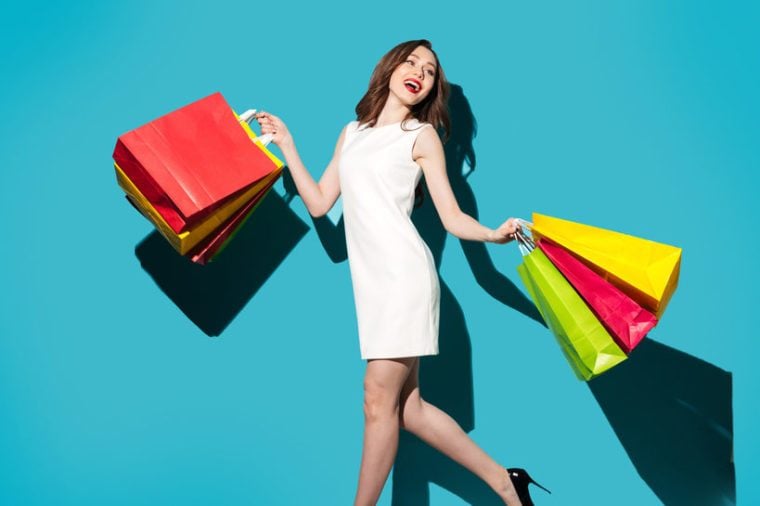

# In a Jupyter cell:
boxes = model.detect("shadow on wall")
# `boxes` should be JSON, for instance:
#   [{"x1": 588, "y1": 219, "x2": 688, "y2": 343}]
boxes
[
  {"x1": 443, "y1": 86, "x2": 543, "y2": 327},
  {"x1": 589, "y1": 338, "x2": 735, "y2": 506},
  {"x1": 135, "y1": 191, "x2": 309, "y2": 336}
]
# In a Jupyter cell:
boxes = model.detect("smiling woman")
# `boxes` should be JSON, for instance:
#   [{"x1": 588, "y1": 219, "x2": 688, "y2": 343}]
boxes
[
  {"x1": 354, "y1": 40, "x2": 451, "y2": 208},
  {"x1": 355, "y1": 41, "x2": 449, "y2": 137},
  {"x1": 253, "y1": 39, "x2": 546, "y2": 506}
]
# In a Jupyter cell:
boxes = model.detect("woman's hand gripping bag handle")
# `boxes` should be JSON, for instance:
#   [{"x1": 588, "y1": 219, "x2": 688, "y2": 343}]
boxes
[
  {"x1": 237, "y1": 109, "x2": 300, "y2": 203},
  {"x1": 238, "y1": 109, "x2": 274, "y2": 147}
]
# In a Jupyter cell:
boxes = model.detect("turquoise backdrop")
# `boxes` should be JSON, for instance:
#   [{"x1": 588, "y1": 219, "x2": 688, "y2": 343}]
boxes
[{"x1": 1, "y1": 1, "x2": 757, "y2": 504}]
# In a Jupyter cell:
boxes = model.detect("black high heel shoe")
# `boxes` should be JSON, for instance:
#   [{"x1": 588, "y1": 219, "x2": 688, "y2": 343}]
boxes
[{"x1": 506, "y1": 468, "x2": 551, "y2": 506}]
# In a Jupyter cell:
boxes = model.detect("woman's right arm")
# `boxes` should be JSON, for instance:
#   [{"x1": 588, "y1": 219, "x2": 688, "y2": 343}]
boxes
[{"x1": 255, "y1": 112, "x2": 345, "y2": 218}]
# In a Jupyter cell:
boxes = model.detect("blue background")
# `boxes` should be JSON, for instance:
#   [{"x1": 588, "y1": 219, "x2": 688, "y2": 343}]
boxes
[{"x1": 1, "y1": 1, "x2": 757, "y2": 504}]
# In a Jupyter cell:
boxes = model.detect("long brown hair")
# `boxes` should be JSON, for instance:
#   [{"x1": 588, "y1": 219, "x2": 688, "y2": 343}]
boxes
[{"x1": 355, "y1": 40, "x2": 451, "y2": 208}]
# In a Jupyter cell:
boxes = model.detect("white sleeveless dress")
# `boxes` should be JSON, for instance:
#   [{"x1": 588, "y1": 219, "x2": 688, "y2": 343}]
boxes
[{"x1": 338, "y1": 118, "x2": 440, "y2": 360}]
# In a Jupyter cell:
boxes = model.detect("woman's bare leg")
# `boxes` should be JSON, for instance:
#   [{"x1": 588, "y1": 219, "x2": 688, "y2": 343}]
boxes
[
  {"x1": 353, "y1": 357, "x2": 416, "y2": 506},
  {"x1": 398, "y1": 358, "x2": 522, "y2": 506}
]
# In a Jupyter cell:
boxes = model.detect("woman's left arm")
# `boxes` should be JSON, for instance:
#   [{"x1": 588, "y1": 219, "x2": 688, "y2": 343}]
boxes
[{"x1": 414, "y1": 127, "x2": 518, "y2": 244}]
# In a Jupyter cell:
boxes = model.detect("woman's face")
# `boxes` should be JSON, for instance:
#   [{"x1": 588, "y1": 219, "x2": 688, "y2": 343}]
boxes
[{"x1": 388, "y1": 45, "x2": 438, "y2": 107}]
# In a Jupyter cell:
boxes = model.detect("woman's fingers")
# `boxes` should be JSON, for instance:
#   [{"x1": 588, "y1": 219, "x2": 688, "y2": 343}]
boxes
[
  {"x1": 255, "y1": 112, "x2": 280, "y2": 134},
  {"x1": 255, "y1": 112, "x2": 273, "y2": 125},
  {"x1": 250, "y1": 112, "x2": 292, "y2": 147},
  {"x1": 493, "y1": 218, "x2": 518, "y2": 244},
  {"x1": 256, "y1": 112, "x2": 278, "y2": 122},
  {"x1": 254, "y1": 112, "x2": 278, "y2": 134}
]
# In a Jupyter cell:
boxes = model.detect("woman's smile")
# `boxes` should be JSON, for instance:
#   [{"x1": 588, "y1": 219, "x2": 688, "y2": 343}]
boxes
[{"x1": 404, "y1": 78, "x2": 422, "y2": 94}]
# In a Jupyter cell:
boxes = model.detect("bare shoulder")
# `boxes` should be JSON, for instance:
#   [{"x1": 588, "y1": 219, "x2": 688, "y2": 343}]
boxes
[
  {"x1": 413, "y1": 124, "x2": 443, "y2": 161},
  {"x1": 333, "y1": 122, "x2": 351, "y2": 154}
]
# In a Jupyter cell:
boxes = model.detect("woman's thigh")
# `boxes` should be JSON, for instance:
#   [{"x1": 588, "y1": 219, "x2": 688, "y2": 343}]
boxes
[
  {"x1": 398, "y1": 358, "x2": 423, "y2": 427},
  {"x1": 363, "y1": 357, "x2": 416, "y2": 411}
]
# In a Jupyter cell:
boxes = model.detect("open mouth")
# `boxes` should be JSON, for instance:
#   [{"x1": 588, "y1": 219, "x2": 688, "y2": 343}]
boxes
[{"x1": 404, "y1": 79, "x2": 422, "y2": 94}]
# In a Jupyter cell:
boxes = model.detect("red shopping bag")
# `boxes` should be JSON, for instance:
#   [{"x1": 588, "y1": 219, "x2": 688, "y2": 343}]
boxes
[
  {"x1": 538, "y1": 238, "x2": 657, "y2": 353},
  {"x1": 113, "y1": 92, "x2": 279, "y2": 233}
]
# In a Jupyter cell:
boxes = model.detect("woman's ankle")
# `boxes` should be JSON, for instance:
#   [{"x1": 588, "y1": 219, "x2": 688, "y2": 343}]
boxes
[{"x1": 493, "y1": 467, "x2": 521, "y2": 504}]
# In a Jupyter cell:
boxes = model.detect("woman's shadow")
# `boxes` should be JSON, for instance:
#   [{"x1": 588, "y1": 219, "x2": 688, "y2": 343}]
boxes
[{"x1": 309, "y1": 84, "x2": 543, "y2": 505}]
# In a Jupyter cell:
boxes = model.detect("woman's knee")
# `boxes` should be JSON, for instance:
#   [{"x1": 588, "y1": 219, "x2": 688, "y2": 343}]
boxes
[{"x1": 362, "y1": 378, "x2": 400, "y2": 422}]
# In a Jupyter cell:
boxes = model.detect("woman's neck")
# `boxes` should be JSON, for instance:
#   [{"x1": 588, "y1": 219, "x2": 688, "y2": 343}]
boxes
[{"x1": 375, "y1": 96, "x2": 411, "y2": 127}]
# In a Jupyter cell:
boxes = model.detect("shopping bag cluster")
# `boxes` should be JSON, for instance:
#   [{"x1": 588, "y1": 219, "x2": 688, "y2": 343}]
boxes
[
  {"x1": 112, "y1": 92, "x2": 284, "y2": 264},
  {"x1": 516, "y1": 213, "x2": 681, "y2": 380}
]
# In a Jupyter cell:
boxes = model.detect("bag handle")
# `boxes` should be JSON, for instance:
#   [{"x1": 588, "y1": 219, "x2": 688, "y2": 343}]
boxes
[
  {"x1": 515, "y1": 229, "x2": 534, "y2": 257},
  {"x1": 238, "y1": 109, "x2": 273, "y2": 147},
  {"x1": 512, "y1": 218, "x2": 536, "y2": 248},
  {"x1": 516, "y1": 217, "x2": 533, "y2": 231}
]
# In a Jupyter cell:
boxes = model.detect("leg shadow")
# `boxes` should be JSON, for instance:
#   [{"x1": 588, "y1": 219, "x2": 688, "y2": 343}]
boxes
[
  {"x1": 589, "y1": 339, "x2": 735, "y2": 506},
  {"x1": 393, "y1": 431, "x2": 504, "y2": 506},
  {"x1": 135, "y1": 191, "x2": 309, "y2": 336}
]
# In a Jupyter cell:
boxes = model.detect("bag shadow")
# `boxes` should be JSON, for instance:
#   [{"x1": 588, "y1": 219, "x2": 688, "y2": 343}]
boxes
[
  {"x1": 134, "y1": 190, "x2": 309, "y2": 337},
  {"x1": 589, "y1": 338, "x2": 735, "y2": 506}
]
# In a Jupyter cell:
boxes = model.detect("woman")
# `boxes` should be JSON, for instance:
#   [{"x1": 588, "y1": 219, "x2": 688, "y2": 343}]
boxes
[{"x1": 256, "y1": 40, "x2": 548, "y2": 506}]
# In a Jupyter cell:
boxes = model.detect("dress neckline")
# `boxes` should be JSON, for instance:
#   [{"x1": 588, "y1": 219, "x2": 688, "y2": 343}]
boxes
[
  {"x1": 369, "y1": 121, "x2": 402, "y2": 129},
  {"x1": 360, "y1": 118, "x2": 419, "y2": 131}
]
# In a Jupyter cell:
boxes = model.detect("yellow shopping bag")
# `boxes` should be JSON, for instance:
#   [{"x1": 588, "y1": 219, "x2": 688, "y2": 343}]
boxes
[
  {"x1": 116, "y1": 164, "x2": 281, "y2": 254},
  {"x1": 529, "y1": 213, "x2": 681, "y2": 319}
]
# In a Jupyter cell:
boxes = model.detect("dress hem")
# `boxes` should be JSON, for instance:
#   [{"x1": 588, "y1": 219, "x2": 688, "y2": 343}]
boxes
[{"x1": 361, "y1": 349, "x2": 439, "y2": 361}]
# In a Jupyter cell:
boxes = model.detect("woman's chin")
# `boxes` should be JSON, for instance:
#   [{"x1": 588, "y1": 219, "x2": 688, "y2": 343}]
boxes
[{"x1": 390, "y1": 88, "x2": 426, "y2": 108}]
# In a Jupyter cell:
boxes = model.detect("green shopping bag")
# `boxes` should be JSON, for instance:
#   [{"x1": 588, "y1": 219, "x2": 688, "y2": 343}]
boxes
[{"x1": 516, "y1": 232, "x2": 627, "y2": 380}]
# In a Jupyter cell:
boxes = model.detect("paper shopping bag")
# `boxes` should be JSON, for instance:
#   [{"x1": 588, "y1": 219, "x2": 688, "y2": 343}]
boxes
[
  {"x1": 538, "y1": 238, "x2": 657, "y2": 353},
  {"x1": 530, "y1": 213, "x2": 681, "y2": 318},
  {"x1": 113, "y1": 92, "x2": 283, "y2": 233},
  {"x1": 517, "y1": 242, "x2": 627, "y2": 380}
]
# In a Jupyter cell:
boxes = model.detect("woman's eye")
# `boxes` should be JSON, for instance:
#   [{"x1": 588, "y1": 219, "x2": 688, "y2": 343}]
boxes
[
  {"x1": 426, "y1": 69, "x2": 435, "y2": 77},
  {"x1": 406, "y1": 60, "x2": 415, "y2": 66}
]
